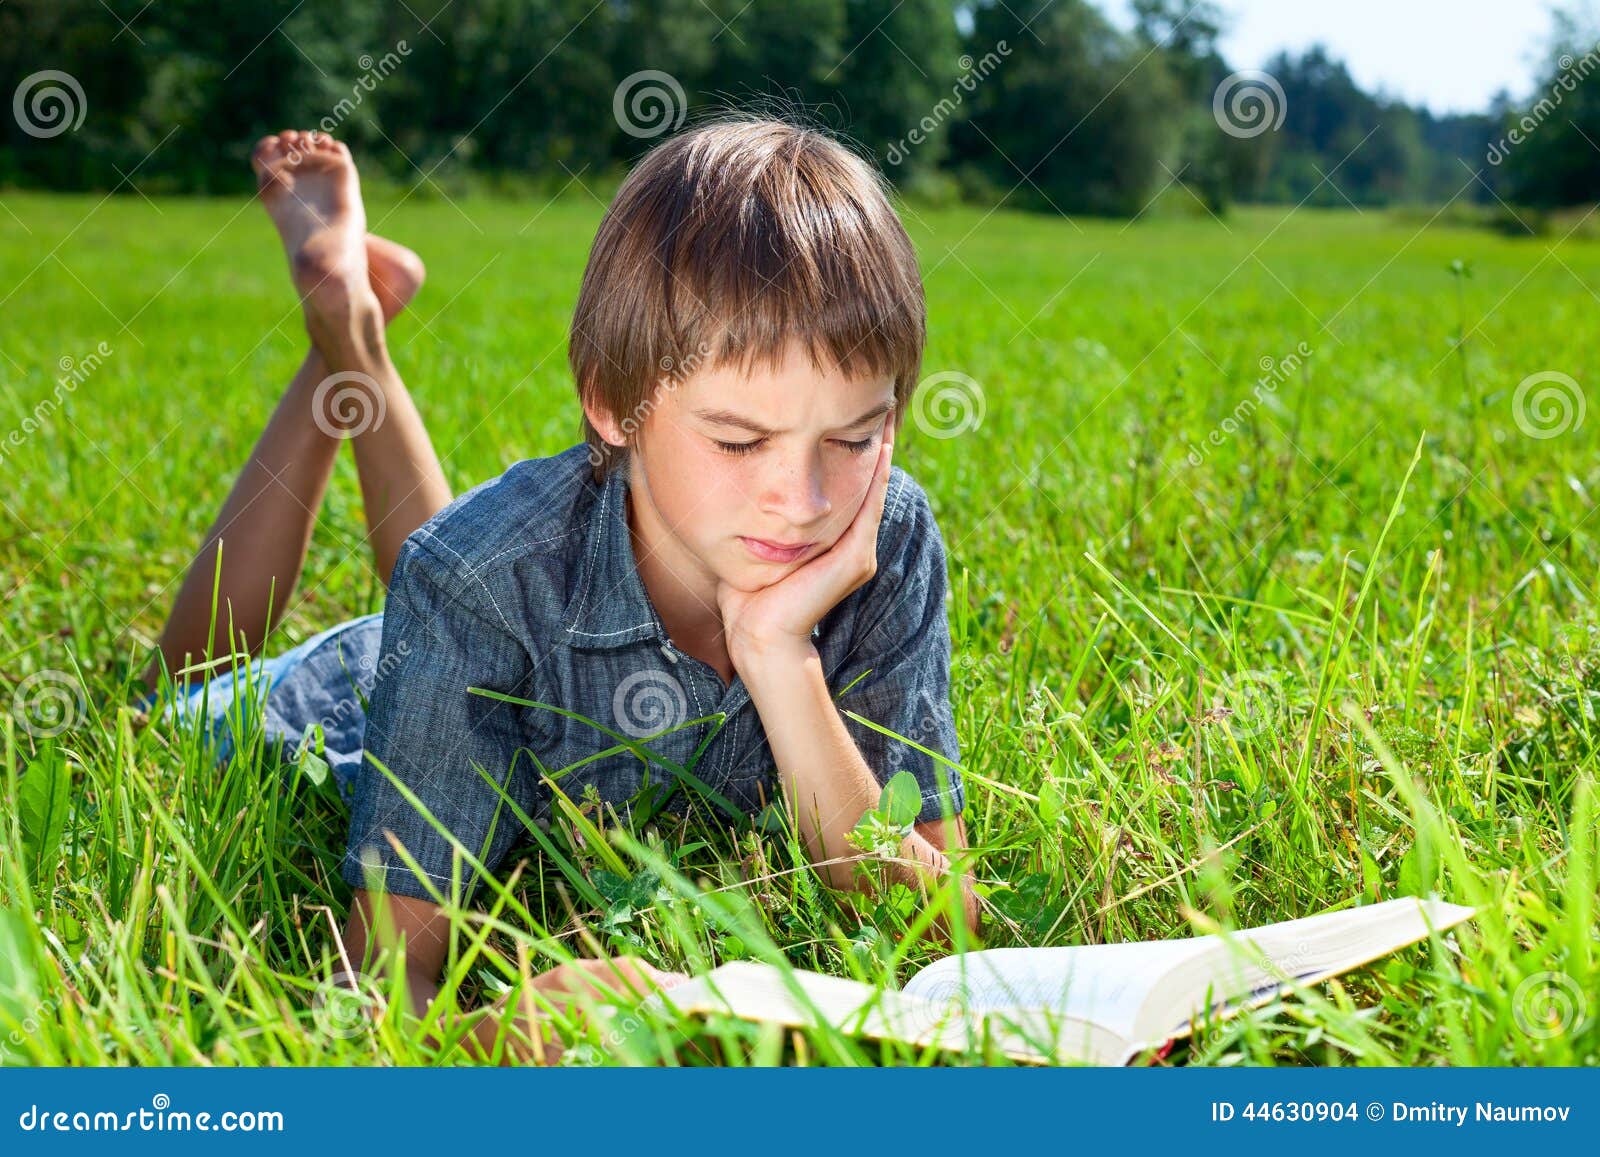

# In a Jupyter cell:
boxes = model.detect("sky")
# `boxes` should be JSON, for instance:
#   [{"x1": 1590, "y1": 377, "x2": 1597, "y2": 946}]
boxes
[{"x1": 1101, "y1": 0, "x2": 1566, "y2": 115}]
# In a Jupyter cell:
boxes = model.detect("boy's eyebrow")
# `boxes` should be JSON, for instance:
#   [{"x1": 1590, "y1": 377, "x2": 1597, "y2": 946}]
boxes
[{"x1": 692, "y1": 400, "x2": 894, "y2": 436}]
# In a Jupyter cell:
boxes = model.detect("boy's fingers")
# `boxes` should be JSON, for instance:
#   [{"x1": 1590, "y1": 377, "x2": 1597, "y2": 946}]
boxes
[{"x1": 849, "y1": 429, "x2": 895, "y2": 560}]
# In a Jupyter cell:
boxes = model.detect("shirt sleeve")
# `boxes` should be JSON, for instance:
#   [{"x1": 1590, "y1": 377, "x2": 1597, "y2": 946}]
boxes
[
  {"x1": 340, "y1": 535, "x2": 546, "y2": 903},
  {"x1": 832, "y1": 471, "x2": 965, "y2": 824}
]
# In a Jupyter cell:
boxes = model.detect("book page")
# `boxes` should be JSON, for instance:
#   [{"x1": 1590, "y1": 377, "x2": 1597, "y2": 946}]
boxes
[
  {"x1": 656, "y1": 961, "x2": 1131, "y2": 1064},
  {"x1": 904, "y1": 938, "x2": 1214, "y2": 1042},
  {"x1": 905, "y1": 896, "x2": 1476, "y2": 1051},
  {"x1": 1137, "y1": 896, "x2": 1476, "y2": 1044}
]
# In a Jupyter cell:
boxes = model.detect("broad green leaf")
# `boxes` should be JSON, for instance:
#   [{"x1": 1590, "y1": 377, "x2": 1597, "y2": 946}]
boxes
[
  {"x1": 879, "y1": 770, "x2": 922, "y2": 828},
  {"x1": 17, "y1": 742, "x2": 71, "y2": 881}
]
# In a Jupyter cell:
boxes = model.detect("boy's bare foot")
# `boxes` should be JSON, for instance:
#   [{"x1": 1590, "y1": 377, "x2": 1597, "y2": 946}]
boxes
[
  {"x1": 366, "y1": 235, "x2": 425, "y2": 322},
  {"x1": 250, "y1": 130, "x2": 382, "y2": 354}
]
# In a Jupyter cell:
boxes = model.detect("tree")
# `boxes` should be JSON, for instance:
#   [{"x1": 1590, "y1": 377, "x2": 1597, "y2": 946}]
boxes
[
  {"x1": 1503, "y1": 6, "x2": 1600, "y2": 206},
  {"x1": 951, "y1": 0, "x2": 1179, "y2": 216}
]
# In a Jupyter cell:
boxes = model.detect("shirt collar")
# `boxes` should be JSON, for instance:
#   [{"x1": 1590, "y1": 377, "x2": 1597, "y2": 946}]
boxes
[{"x1": 559, "y1": 456, "x2": 667, "y2": 650}]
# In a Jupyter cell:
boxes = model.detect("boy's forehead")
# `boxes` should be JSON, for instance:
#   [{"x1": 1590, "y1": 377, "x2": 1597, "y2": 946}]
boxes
[{"x1": 675, "y1": 350, "x2": 894, "y2": 422}]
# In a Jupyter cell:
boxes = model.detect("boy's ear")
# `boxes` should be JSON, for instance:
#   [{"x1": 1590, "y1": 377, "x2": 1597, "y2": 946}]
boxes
[{"x1": 580, "y1": 386, "x2": 627, "y2": 448}]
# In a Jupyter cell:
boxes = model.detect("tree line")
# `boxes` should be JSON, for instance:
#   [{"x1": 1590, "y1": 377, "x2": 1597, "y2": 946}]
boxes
[{"x1": 2, "y1": 0, "x2": 1595, "y2": 216}]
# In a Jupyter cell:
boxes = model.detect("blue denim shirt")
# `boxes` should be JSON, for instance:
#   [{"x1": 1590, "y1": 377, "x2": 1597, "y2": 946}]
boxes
[{"x1": 315, "y1": 443, "x2": 964, "y2": 902}]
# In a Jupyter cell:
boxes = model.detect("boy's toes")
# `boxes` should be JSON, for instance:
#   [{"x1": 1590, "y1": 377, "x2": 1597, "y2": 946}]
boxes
[
  {"x1": 251, "y1": 135, "x2": 292, "y2": 189},
  {"x1": 251, "y1": 134, "x2": 284, "y2": 169}
]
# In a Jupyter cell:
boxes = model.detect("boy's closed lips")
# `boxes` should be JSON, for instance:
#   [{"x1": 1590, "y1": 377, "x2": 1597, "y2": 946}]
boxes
[{"x1": 739, "y1": 535, "x2": 816, "y2": 563}]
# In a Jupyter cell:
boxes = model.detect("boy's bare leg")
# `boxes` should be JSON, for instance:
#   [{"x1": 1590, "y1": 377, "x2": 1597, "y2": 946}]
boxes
[
  {"x1": 267, "y1": 132, "x2": 453, "y2": 588},
  {"x1": 139, "y1": 131, "x2": 449, "y2": 695}
]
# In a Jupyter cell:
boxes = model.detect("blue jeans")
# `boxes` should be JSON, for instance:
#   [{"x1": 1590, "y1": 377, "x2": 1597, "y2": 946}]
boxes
[{"x1": 136, "y1": 612, "x2": 384, "y2": 800}]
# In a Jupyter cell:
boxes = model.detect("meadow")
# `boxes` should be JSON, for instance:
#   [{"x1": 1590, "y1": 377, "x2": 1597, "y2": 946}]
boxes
[{"x1": 1, "y1": 186, "x2": 1596, "y2": 1065}]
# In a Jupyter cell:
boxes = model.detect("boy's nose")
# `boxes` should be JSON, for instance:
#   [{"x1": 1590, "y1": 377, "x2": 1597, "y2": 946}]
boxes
[{"x1": 761, "y1": 456, "x2": 832, "y2": 527}]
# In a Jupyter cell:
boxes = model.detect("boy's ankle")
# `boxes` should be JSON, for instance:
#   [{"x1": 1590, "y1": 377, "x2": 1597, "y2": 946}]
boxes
[{"x1": 305, "y1": 288, "x2": 389, "y2": 373}]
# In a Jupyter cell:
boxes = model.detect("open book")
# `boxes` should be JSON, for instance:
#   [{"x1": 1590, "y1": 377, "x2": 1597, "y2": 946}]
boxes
[{"x1": 653, "y1": 896, "x2": 1474, "y2": 1064}]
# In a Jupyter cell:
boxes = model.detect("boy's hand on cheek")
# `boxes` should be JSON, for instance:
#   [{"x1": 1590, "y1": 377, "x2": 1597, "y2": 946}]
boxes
[{"x1": 717, "y1": 418, "x2": 896, "y2": 674}]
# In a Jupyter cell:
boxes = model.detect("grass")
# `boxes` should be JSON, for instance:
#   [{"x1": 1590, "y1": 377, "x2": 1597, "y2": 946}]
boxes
[{"x1": 1, "y1": 189, "x2": 1597, "y2": 1065}]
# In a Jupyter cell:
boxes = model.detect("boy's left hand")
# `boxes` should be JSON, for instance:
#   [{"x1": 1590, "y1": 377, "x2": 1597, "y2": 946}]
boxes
[{"x1": 717, "y1": 416, "x2": 896, "y2": 669}]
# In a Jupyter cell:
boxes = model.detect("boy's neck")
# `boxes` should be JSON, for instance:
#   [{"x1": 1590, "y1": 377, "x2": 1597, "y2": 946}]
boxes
[{"x1": 624, "y1": 487, "x2": 732, "y2": 677}]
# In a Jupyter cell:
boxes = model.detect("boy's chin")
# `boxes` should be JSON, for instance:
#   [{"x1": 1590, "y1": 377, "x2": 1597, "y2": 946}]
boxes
[
  {"x1": 717, "y1": 567, "x2": 785, "y2": 594},
  {"x1": 716, "y1": 556, "x2": 803, "y2": 593}
]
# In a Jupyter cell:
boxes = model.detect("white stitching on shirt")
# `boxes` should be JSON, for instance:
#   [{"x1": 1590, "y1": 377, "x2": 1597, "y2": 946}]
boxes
[
  {"x1": 571, "y1": 621, "x2": 653, "y2": 639},
  {"x1": 565, "y1": 476, "x2": 611, "y2": 637},
  {"x1": 885, "y1": 469, "x2": 908, "y2": 522},
  {"x1": 415, "y1": 527, "x2": 519, "y2": 637},
  {"x1": 478, "y1": 526, "x2": 582, "y2": 572}
]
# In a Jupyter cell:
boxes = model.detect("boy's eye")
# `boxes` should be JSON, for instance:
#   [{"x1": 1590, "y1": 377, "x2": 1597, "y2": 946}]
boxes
[{"x1": 712, "y1": 434, "x2": 876, "y2": 456}]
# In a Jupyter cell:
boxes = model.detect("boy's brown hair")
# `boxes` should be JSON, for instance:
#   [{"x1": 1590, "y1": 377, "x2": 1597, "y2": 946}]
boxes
[{"x1": 569, "y1": 114, "x2": 926, "y2": 481}]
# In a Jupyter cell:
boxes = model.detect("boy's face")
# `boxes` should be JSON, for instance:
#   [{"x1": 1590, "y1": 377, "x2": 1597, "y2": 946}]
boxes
[{"x1": 601, "y1": 341, "x2": 897, "y2": 596}]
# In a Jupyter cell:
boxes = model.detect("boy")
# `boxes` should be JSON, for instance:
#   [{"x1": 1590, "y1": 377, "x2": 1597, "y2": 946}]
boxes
[{"x1": 141, "y1": 117, "x2": 974, "y2": 1052}]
